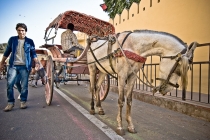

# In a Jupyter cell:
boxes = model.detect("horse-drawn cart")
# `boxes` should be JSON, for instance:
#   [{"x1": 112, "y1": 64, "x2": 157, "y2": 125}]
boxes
[
  {"x1": 40, "y1": 10, "x2": 115, "y2": 105},
  {"x1": 38, "y1": 9, "x2": 200, "y2": 135}
]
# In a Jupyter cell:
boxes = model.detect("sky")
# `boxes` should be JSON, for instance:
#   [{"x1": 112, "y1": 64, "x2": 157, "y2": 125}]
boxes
[{"x1": 0, "y1": 0, "x2": 109, "y2": 48}]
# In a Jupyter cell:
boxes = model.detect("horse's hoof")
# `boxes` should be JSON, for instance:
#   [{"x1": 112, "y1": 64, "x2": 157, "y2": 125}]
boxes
[
  {"x1": 128, "y1": 127, "x2": 137, "y2": 133},
  {"x1": 98, "y1": 111, "x2": 105, "y2": 115},
  {"x1": 89, "y1": 110, "x2": 95, "y2": 115},
  {"x1": 116, "y1": 128, "x2": 125, "y2": 136}
]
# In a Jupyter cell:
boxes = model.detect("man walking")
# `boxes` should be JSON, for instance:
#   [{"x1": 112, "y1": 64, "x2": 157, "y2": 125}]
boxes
[{"x1": 0, "y1": 23, "x2": 39, "y2": 112}]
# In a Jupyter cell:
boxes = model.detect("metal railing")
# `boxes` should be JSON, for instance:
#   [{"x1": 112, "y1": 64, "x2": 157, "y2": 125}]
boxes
[{"x1": 110, "y1": 43, "x2": 210, "y2": 104}]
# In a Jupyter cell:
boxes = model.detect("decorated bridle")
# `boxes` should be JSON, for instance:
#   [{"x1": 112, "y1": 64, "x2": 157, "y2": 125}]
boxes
[
  {"x1": 153, "y1": 42, "x2": 197, "y2": 94},
  {"x1": 153, "y1": 50, "x2": 185, "y2": 94}
]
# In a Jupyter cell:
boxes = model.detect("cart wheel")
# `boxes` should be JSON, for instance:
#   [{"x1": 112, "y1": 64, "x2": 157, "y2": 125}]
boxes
[
  {"x1": 45, "y1": 55, "x2": 54, "y2": 105},
  {"x1": 0, "y1": 74, "x2": 3, "y2": 80},
  {"x1": 98, "y1": 75, "x2": 110, "y2": 101}
]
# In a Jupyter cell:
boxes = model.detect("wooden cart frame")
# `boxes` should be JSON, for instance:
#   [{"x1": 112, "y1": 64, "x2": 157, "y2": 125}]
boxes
[{"x1": 40, "y1": 10, "x2": 115, "y2": 105}]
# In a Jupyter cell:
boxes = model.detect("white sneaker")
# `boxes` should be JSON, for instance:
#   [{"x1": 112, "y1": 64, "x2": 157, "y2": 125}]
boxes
[
  {"x1": 14, "y1": 85, "x2": 17, "y2": 89},
  {"x1": 18, "y1": 94, "x2": 20, "y2": 100}
]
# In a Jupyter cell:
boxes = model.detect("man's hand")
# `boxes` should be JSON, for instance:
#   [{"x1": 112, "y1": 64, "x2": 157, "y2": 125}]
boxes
[
  {"x1": 0, "y1": 62, "x2": 4, "y2": 72},
  {"x1": 35, "y1": 62, "x2": 40, "y2": 71},
  {"x1": 0, "y1": 56, "x2": 7, "y2": 72}
]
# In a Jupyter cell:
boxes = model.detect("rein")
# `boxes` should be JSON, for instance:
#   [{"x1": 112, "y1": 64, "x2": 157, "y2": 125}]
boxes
[
  {"x1": 88, "y1": 36, "x2": 118, "y2": 79},
  {"x1": 115, "y1": 32, "x2": 189, "y2": 93},
  {"x1": 115, "y1": 33, "x2": 156, "y2": 88},
  {"x1": 120, "y1": 31, "x2": 133, "y2": 48},
  {"x1": 88, "y1": 33, "x2": 143, "y2": 80},
  {"x1": 88, "y1": 33, "x2": 189, "y2": 94},
  {"x1": 88, "y1": 32, "x2": 155, "y2": 87}
]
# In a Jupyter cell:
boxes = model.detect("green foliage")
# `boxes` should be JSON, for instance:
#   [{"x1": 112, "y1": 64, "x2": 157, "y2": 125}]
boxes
[{"x1": 103, "y1": 0, "x2": 141, "y2": 19}]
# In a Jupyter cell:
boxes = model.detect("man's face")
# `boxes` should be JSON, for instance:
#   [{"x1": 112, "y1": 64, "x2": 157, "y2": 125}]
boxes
[{"x1": 17, "y1": 27, "x2": 26, "y2": 39}]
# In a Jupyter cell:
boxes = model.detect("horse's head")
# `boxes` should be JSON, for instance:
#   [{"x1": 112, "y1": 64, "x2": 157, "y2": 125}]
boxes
[{"x1": 153, "y1": 42, "x2": 198, "y2": 95}]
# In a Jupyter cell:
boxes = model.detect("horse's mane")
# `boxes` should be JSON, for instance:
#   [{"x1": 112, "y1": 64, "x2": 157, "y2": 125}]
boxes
[
  {"x1": 116, "y1": 31, "x2": 132, "y2": 38},
  {"x1": 133, "y1": 30, "x2": 186, "y2": 46},
  {"x1": 180, "y1": 56, "x2": 189, "y2": 90}
]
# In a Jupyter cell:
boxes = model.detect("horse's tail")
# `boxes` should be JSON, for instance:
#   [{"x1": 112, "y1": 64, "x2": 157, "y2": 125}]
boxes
[{"x1": 180, "y1": 56, "x2": 189, "y2": 89}]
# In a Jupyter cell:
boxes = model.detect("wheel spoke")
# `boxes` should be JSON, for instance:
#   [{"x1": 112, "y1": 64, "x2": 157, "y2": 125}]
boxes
[{"x1": 97, "y1": 75, "x2": 110, "y2": 101}]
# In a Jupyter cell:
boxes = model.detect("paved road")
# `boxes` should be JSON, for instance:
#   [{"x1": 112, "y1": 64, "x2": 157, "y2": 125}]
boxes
[
  {"x1": 55, "y1": 81, "x2": 210, "y2": 140},
  {"x1": 0, "y1": 79, "x2": 117, "y2": 140},
  {"x1": 0, "y1": 79, "x2": 210, "y2": 140}
]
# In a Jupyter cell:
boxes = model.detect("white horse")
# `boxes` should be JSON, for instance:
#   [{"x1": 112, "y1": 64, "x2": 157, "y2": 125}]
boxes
[{"x1": 87, "y1": 30, "x2": 197, "y2": 135}]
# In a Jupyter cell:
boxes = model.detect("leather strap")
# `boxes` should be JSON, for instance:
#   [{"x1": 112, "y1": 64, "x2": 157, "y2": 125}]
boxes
[
  {"x1": 120, "y1": 32, "x2": 132, "y2": 48},
  {"x1": 89, "y1": 46, "x2": 117, "y2": 79},
  {"x1": 107, "y1": 40, "x2": 116, "y2": 73}
]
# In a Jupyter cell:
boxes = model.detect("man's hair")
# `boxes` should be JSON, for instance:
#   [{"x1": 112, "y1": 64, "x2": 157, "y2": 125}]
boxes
[
  {"x1": 67, "y1": 23, "x2": 74, "y2": 31},
  {"x1": 16, "y1": 23, "x2": 27, "y2": 32}
]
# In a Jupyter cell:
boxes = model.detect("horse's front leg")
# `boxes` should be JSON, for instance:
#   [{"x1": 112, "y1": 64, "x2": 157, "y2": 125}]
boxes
[
  {"x1": 126, "y1": 73, "x2": 137, "y2": 133},
  {"x1": 95, "y1": 72, "x2": 106, "y2": 115},
  {"x1": 88, "y1": 65, "x2": 97, "y2": 115},
  {"x1": 116, "y1": 76, "x2": 126, "y2": 135}
]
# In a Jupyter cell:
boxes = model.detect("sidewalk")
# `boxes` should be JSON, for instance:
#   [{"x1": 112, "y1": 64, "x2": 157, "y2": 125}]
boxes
[{"x1": 110, "y1": 85, "x2": 210, "y2": 122}]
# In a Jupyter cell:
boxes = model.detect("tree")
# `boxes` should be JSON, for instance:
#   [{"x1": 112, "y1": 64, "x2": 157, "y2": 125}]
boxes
[{"x1": 103, "y1": 0, "x2": 141, "y2": 19}]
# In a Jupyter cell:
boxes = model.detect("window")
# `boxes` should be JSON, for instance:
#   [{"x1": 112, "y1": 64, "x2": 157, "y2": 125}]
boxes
[
  {"x1": 143, "y1": 7, "x2": 145, "y2": 11},
  {"x1": 132, "y1": 14, "x2": 134, "y2": 17}
]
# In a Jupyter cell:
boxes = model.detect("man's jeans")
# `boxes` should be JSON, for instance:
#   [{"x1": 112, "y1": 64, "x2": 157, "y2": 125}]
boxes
[
  {"x1": 14, "y1": 74, "x2": 21, "y2": 94},
  {"x1": 7, "y1": 65, "x2": 30, "y2": 104}
]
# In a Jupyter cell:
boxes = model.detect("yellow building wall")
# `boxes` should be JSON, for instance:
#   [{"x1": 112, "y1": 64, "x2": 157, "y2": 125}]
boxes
[
  {"x1": 110, "y1": 0, "x2": 210, "y2": 94},
  {"x1": 76, "y1": 32, "x2": 88, "y2": 47},
  {"x1": 113, "y1": 0, "x2": 210, "y2": 44}
]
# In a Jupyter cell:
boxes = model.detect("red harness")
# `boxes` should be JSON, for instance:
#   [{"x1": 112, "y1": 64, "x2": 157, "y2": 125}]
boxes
[{"x1": 113, "y1": 50, "x2": 147, "y2": 63}]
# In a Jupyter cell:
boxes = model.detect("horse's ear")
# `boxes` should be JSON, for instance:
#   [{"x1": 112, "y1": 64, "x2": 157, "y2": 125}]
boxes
[
  {"x1": 188, "y1": 42, "x2": 198, "y2": 52},
  {"x1": 186, "y1": 42, "x2": 198, "y2": 61},
  {"x1": 188, "y1": 42, "x2": 194, "y2": 50}
]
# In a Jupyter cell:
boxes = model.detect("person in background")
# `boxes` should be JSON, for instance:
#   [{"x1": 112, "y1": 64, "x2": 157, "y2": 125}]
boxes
[
  {"x1": 59, "y1": 23, "x2": 83, "y2": 77},
  {"x1": 33, "y1": 58, "x2": 45, "y2": 88},
  {"x1": 0, "y1": 23, "x2": 39, "y2": 112},
  {"x1": 40, "y1": 57, "x2": 46, "y2": 70}
]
